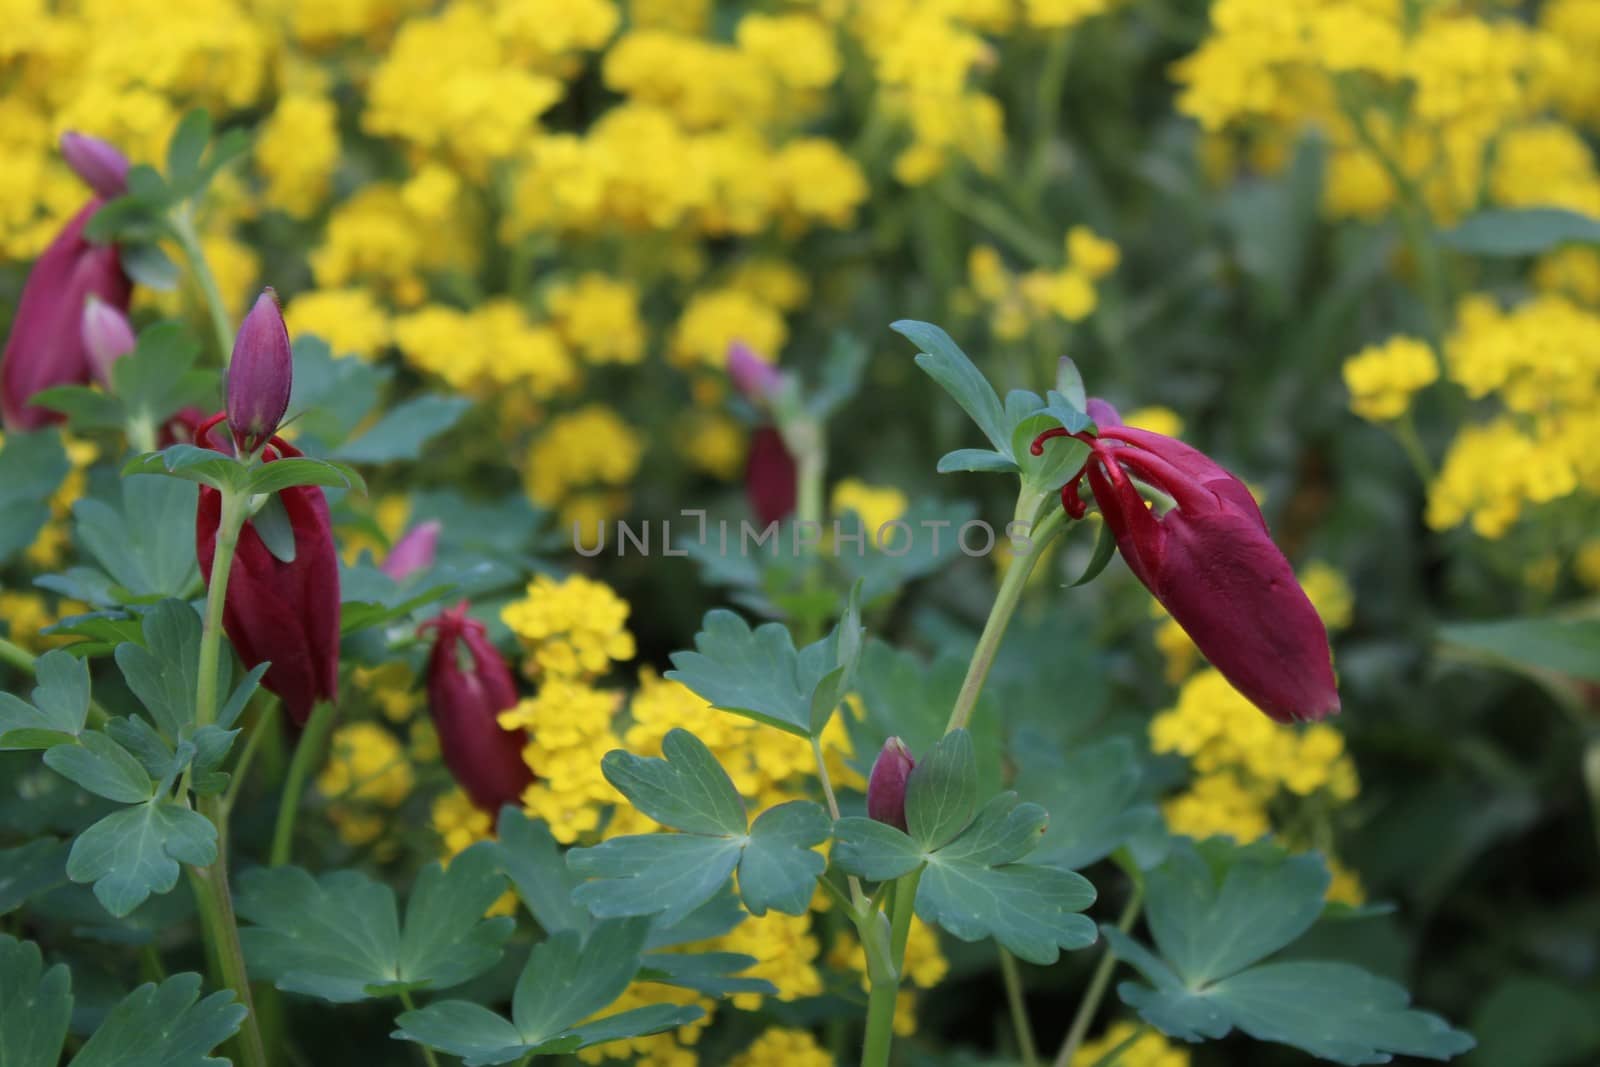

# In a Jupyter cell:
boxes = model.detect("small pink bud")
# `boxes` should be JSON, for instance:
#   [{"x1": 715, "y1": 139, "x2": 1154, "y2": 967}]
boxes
[
  {"x1": 60, "y1": 132, "x2": 130, "y2": 199},
  {"x1": 1086, "y1": 397, "x2": 1122, "y2": 427},
  {"x1": 382, "y1": 521, "x2": 442, "y2": 581},
  {"x1": 727, "y1": 341, "x2": 783, "y2": 404},
  {"x1": 867, "y1": 737, "x2": 916, "y2": 832},
  {"x1": 225, "y1": 289, "x2": 293, "y2": 456},
  {"x1": 81, "y1": 295, "x2": 136, "y2": 386}
]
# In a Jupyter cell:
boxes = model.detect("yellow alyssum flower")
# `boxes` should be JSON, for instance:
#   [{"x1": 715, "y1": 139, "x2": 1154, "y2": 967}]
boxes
[
  {"x1": 318, "y1": 722, "x2": 415, "y2": 846},
  {"x1": 577, "y1": 980, "x2": 709, "y2": 1065},
  {"x1": 1025, "y1": 0, "x2": 1123, "y2": 31},
  {"x1": 502, "y1": 575, "x2": 637, "y2": 682},
  {"x1": 677, "y1": 411, "x2": 746, "y2": 481},
  {"x1": 500, "y1": 680, "x2": 639, "y2": 844},
  {"x1": 1298, "y1": 561, "x2": 1354, "y2": 632},
  {"x1": 729, "y1": 1028, "x2": 833, "y2": 1067},
  {"x1": 1162, "y1": 771, "x2": 1272, "y2": 843},
  {"x1": 1343, "y1": 336, "x2": 1439, "y2": 422},
  {"x1": 523, "y1": 406, "x2": 644, "y2": 516},
  {"x1": 726, "y1": 259, "x2": 809, "y2": 312},
  {"x1": 736, "y1": 13, "x2": 840, "y2": 91},
  {"x1": 256, "y1": 92, "x2": 340, "y2": 218},
  {"x1": 1535, "y1": 247, "x2": 1600, "y2": 306},
  {"x1": 1066, "y1": 225, "x2": 1120, "y2": 280},
  {"x1": 831, "y1": 479, "x2": 909, "y2": 536},
  {"x1": 774, "y1": 138, "x2": 869, "y2": 228},
  {"x1": 1070, "y1": 1020, "x2": 1189, "y2": 1067},
  {"x1": 1125, "y1": 406, "x2": 1184, "y2": 439},
  {"x1": 396, "y1": 300, "x2": 576, "y2": 398},
  {"x1": 547, "y1": 273, "x2": 646, "y2": 365},
  {"x1": 671, "y1": 288, "x2": 787, "y2": 370},
  {"x1": 284, "y1": 288, "x2": 391, "y2": 362},
  {"x1": 495, "y1": 0, "x2": 620, "y2": 72}
]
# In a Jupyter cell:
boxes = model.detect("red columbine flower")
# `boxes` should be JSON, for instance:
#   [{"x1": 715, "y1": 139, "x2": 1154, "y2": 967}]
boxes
[
  {"x1": 0, "y1": 202, "x2": 131, "y2": 429},
  {"x1": 422, "y1": 603, "x2": 533, "y2": 813},
  {"x1": 194, "y1": 416, "x2": 341, "y2": 726},
  {"x1": 226, "y1": 290, "x2": 293, "y2": 456},
  {"x1": 1035, "y1": 414, "x2": 1339, "y2": 724},
  {"x1": 867, "y1": 737, "x2": 916, "y2": 832},
  {"x1": 745, "y1": 425, "x2": 797, "y2": 525}
]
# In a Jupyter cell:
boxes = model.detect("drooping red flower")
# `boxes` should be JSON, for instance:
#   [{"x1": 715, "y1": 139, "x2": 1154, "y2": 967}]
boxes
[
  {"x1": 195, "y1": 423, "x2": 341, "y2": 725},
  {"x1": 1, "y1": 202, "x2": 131, "y2": 429},
  {"x1": 422, "y1": 603, "x2": 533, "y2": 813},
  {"x1": 745, "y1": 426, "x2": 797, "y2": 526},
  {"x1": 1036, "y1": 418, "x2": 1339, "y2": 723}
]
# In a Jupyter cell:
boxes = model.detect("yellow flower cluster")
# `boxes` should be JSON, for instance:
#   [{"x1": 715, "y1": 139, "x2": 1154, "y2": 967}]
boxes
[
  {"x1": 284, "y1": 288, "x2": 392, "y2": 362},
  {"x1": 1070, "y1": 1021, "x2": 1190, "y2": 1067},
  {"x1": 522, "y1": 406, "x2": 645, "y2": 534},
  {"x1": 255, "y1": 93, "x2": 340, "y2": 219},
  {"x1": 1176, "y1": 1, "x2": 1592, "y2": 224},
  {"x1": 831, "y1": 479, "x2": 911, "y2": 539},
  {"x1": 501, "y1": 574, "x2": 637, "y2": 682},
  {"x1": 967, "y1": 226, "x2": 1120, "y2": 339},
  {"x1": 547, "y1": 274, "x2": 647, "y2": 366},
  {"x1": 1426, "y1": 294, "x2": 1600, "y2": 538},
  {"x1": 728, "y1": 1028, "x2": 833, "y2": 1067},
  {"x1": 317, "y1": 722, "x2": 416, "y2": 847},
  {"x1": 0, "y1": 590, "x2": 85, "y2": 652},
  {"x1": 24, "y1": 436, "x2": 98, "y2": 570},
  {"x1": 396, "y1": 300, "x2": 576, "y2": 400},
  {"x1": 1343, "y1": 336, "x2": 1439, "y2": 422}
]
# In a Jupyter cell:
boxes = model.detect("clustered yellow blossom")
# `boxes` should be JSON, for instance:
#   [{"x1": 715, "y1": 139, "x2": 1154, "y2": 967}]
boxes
[
  {"x1": 0, "y1": 590, "x2": 86, "y2": 652},
  {"x1": 1070, "y1": 1020, "x2": 1190, "y2": 1067},
  {"x1": 429, "y1": 789, "x2": 517, "y2": 916},
  {"x1": 967, "y1": 226, "x2": 1120, "y2": 340},
  {"x1": 396, "y1": 300, "x2": 576, "y2": 400},
  {"x1": 501, "y1": 574, "x2": 637, "y2": 682},
  {"x1": 1150, "y1": 668, "x2": 1362, "y2": 901},
  {"x1": 547, "y1": 274, "x2": 647, "y2": 366},
  {"x1": 255, "y1": 93, "x2": 340, "y2": 218},
  {"x1": 728, "y1": 1028, "x2": 834, "y2": 1067},
  {"x1": 284, "y1": 288, "x2": 392, "y2": 362},
  {"x1": 832, "y1": 479, "x2": 911, "y2": 540},
  {"x1": 1177, "y1": 1, "x2": 1594, "y2": 226},
  {"x1": 317, "y1": 722, "x2": 415, "y2": 847},
  {"x1": 522, "y1": 406, "x2": 644, "y2": 534},
  {"x1": 1343, "y1": 336, "x2": 1439, "y2": 422},
  {"x1": 1426, "y1": 294, "x2": 1600, "y2": 539},
  {"x1": 24, "y1": 436, "x2": 98, "y2": 570}
]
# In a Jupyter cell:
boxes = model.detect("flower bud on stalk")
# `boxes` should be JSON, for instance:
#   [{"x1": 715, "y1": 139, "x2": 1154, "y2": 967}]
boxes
[
  {"x1": 226, "y1": 289, "x2": 293, "y2": 456},
  {"x1": 728, "y1": 341, "x2": 784, "y2": 405},
  {"x1": 1034, "y1": 412, "x2": 1339, "y2": 723},
  {"x1": 59, "y1": 132, "x2": 130, "y2": 199},
  {"x1": 745, "y1": 425, "x2": 797, "y2": 526},
  {"x1": 423, "y1": 603, "x2": 534, "y2": 813},
  {"x1": 195, "y1": 419, "x2": 341, "y2": 726},
  {"x1": 382, "y1": 521, "x2": 442, "y2": 581},
  {"x1": 867, "y1": 737, "x2": 916, "y2": 832},
  {"x1": 81, "y1": 295, "x2": 136, "y2": 385}
]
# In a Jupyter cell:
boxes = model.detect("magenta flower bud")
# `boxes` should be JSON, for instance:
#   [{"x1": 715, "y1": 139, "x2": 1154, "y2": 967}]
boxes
[
  {"x1": 60, "y1": 132, "x2": 130, "y2": 198},
  {"x1": 727, "y1": 341, "x2": 783, "y2": 405},
  {"x1": 424, "y1": 603, "x2": 535, "y2": 812},
  {"x1": 1, "y1": 202, "x2": 131, "y2": 430},
  {"x1": 745, "y1": 426, "x2": 797, "y2": 526},
  {"x1": 867, "y1": 737, "x2": 916, "y2": 832},
  {"x1": 381, "y1": 521, "x2": 442, "y2": 581},
  {"x1": 1037, "y1": 422, "x2": 1338, "y2": 723},
  {"x1": 225, "y1": 289, "x2": 293, "y2": 456},
  {"x1": 1086, "y1": 397, "x2": 1122, "y2": 428},
  {"x1": 81, "y1": 295, "x2": 136, "y2": 386}
]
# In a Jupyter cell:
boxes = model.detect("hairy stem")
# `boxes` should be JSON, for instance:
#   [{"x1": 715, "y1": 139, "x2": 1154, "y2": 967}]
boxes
[
  {"x1": 270, "y1": 699, "x2": 338, "y2": 867},
  {"x1": 1053, "y1": 885, "x2": 1144, "y2": 1067},
  {"x1": 946, "y1": 506, "x2": 1066, "y2": 733}
]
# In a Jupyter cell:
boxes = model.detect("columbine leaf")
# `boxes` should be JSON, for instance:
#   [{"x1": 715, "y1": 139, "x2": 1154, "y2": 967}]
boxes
[
  {"x1": 0, "y1": 431, "x2": 69, "y2": 564},
  {"x1": 915, "y1": 793, "x2": 1097, "y2": 964},
  {"x1": 737, "y1": 801, "x2": 830, "y2": 916},
  {"x1": 492, "y1": 808, "x2": 591, "y2": 935},
  {"x1": 43, "y1": 732, "x2": 154, "y2": 803},
  {"x1": 393, "y1": 918, "x2": 704, "y2": 1067},
  {"x1": 1014, "y1": 412, "x2": 1090, "y2": 493},
  {"x1": 235, "y1": 852, "x2": 512, "y2": 1003},
  {"x1": 114, "y1": 599, "x2": 207, "y2": 737},
  {"x1": 1441, "y1": 206, "x2": 1600, "y2": 256},
  {"x1": 109, "y1": 322, "x2": 210, "y2": 430},
  {"x1": 72, "y1": 972, "x2": 246, "y2": 1067},
  {"x1": 904, "y1": 730, "x2": 979, "y2": 851},
  {"x1": 333, "y1": 394, "x2": 471, "y2": 464},
  {"x1": 599, "y1": 729, "x2": 746, "y2": 836},
  {"x1": 0, "y1": 934, "x2": 72, "y2": 1067},
  {"x1": 0, "y1": 839, "x2": 70, "y2": 916},
  {"x1": 74, "y1": 476, "x2": 201, "y2": 600},
  {"x1": 936, "y1": 448, "x2": 1019, "y2": 474},
  {"x1": 666, "y1": 611, "x2": 839, "y2": 736},
  {"x1": 245, "y1": 457, "x2": 365, "y2": 496},
  {"x1": 1016, "y1": 734, "x2": 1164, "y2": 871},
  {"x1": 569, "y1": 834, "x2": 744, "y2": 929},
  {"x1": 0, "y1": 650, "x2": 91, "y2": 750},
  {"x1": 831, "y1": 818, "x2": 925, "y2": 882},
  {"x1": 121, "y1": 445, "x2": 247, "y2": 493},
  {"x1": 637, "y1": 951, "x2": 776, "y2": 997},
  {"x1": 66, "y1": 801, "x2": 217, "y2": 917},
  {"x1": 892, "y1": 320, "x2": 1009, "y2": 453}
]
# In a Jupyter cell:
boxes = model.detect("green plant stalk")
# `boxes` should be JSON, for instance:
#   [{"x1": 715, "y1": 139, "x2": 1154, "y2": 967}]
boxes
[
  {"x1": 860, "y1": 872, "x2": 920, "y2": 1067},
  {"x1": 399, "y1": 992, "x2": 442, "y2": 1067},
  {"x1": 221, "y1": 698, "x2": 279, "y2": 819},
  {"x1": 270, "y1": 698, "x2": 338, "y2": 867},
  {"x1": 792, "y1": 418, "x2": 829, "y2": 645},
  {"x1": 1052, "y1": 885, "x2": 1144, "y2": 1067},
  {"x1": 999, "y1": 949, "x2": 1040, "y2": 1067},
  {"x1": 188, "y1": 484, "x2": 267, "y2": 1067},
  {"x1": 946, "y1": 505, "x2": 1066, "y2": 732},
  {"x1": 0, "y1": 638, "x2": 112, "y2": 727},
  {"x1": 170, "y1": 209, "x2": 235, "y2": 365}
]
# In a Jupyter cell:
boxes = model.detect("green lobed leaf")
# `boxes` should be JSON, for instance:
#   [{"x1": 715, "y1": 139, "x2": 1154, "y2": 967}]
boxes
[
  {"x1": 235, "y1": 853, "x2": 513, "y2": 1003},
  {"x1": 71, "y1": 971, "x2": 247, "y2": 1067},
  {"x1": 936, "y1": 448, "x2": 1019, "y2": 474},
  {"x1": 601, "y1": 729, "x2": 747, "y2": 836},
  {"x1": 569, "y1": 834, "x2": 744, "y2": 929},
  {"x1": 109, "y1": 322, "x2": 210, "y2": 429},
  {"x1": 1015, "y1": 734, "x2": 1163, "y2": 871},
  {"x1": 165, "y1": 109, "x2": 211, "y2": 187},
  {"x1": 120, "y1": 242, "x2": 179, "y2": 290},
  {"x1": 1055, "y1": 356, "x2": 1088, "y2": 410},
  {"x1": 1014, "y1": 413, "x2": 1091, "y2": 494},
  {"x1": 0, "y1": 431, "x2": 70, "y2": 563},
  {"x1": 0, "y1": 934, "x2": 72, "y2": 1067},
  {"x1": 905, "y1": 730, "x2": 979, "y2": 851},
  {"x1": 666, "y1": 611, "x2": 839, "y2": 736},
  {"x1": 43, "y1": 732, "x2": 154, "y2": 803},
  {"x1": 121, "y1": 445, "x2": 246, "y2": 493},
  {"x1": 1438, "y1": 616, "x2": 1600, "y2": 684},
  {"x1": 332, "y1": 394, "x2": 472, "y2": 464},
  {"x1": 892, "y1": 320, "x2": 1010, "y2": 454},
  {"x1": 246, "y1": 457, "x2": 366, "y2": 496},
  {"x1": 31, "y1": 385, "x2": 126, "y2": 430},
  {"x1": 1441, "y1": 207, "x2": 1600, "y2": 256},
  {"x1": 0, "y1": 839, "x2": 70, "y2": 916},
  {"x1": 831, "y1": 818, "x2": 925, "y2": 882},
  {"x1": 66, "y1": 801, "x2": 218, "y2": 917},
  {"x1": 0, "y1": 650, "x2": 91, "y2": 750},
  {"x1": 114, "y1": 599, "x2": 209, "y2": 737},
  {"x1": 74, "y1": 475, "x2": 201, "y2": 600},
  {"x1": 637, "y1": 951, "x2": 776, "y2": 997},
  {"x1": 737, "y1": 801, "x2": 830, "y2": 916}
]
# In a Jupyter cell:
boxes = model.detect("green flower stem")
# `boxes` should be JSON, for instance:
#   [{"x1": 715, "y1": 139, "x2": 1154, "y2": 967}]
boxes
[
  {"x1": 1393, "y1": 411, "x2": 1436, "y2": 485},
  {"x1": 270, "y1": 698, "x2": 338, "y2": 867},
  {"x1": 945, "y1": 505, "x2": 1067, "y2": 733},
  {"x1": 1052, "y1": 884, "x2": 1144, "y2": 1067},
  {"x1": 889, "y1": 868, "x2": 922, "y2": 965},
  {"x1": 186, "y1": 482, "x2": 267, "y2": 1067},
  {"x1": 791, "y1": 416, "x2": 829, "y2": 646},
  {"x1": 1000, "y1": 949, "x2": 1040, "y2": 1067},
  {"x1": 860, "y1": 955, "x2": 900, "y2": 1067},
  {"x1": 0, "y1": 638, "x2": 111, "y2": 727},
  {"x1": 171, "y1": 208, "x2": 235, "y2": 366},
  {"x1": 811, "y1": 735, "x2": 868, "y2": 910},
  {"x1": 220, "y1": 697, "x2": 279, "y2": 820},
  {"x1": 399, "y1": 992, "x2": 442, "y2": 1067}
]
